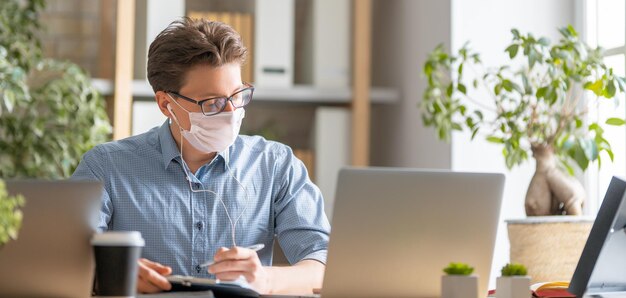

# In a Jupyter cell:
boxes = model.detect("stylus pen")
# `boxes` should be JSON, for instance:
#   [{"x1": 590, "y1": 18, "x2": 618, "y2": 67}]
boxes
[{"x1": 200, "y1": 243, "x2": 265, "y2": 268}]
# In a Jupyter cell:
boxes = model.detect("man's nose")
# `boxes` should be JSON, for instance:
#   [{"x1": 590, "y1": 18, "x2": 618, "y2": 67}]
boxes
[{"x1": 223, "y1": 100, "x2": 236, "y2": 112}]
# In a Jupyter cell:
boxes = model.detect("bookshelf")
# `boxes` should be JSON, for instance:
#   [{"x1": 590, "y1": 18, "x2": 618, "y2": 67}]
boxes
[
  {"x1": 91, "y1": 79, "x2": 398, "y2": 104},
  {"x1": 102, "y1": 0, "x2": 386, "y2": 173}
]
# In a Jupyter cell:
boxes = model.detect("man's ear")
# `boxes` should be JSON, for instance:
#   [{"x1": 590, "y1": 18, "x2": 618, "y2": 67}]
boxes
[{"x1": 155, "y1": 91, "x2": 172, "y2": 118}]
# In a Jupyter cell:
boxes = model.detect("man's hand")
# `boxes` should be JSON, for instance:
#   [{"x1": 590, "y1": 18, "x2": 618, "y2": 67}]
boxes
[
  {"x1": 137, "y1": 258, "x2": 173, "y2": 293},
  {"x1": 208, "y1": 246, "x2": 270, "y2": 294}
]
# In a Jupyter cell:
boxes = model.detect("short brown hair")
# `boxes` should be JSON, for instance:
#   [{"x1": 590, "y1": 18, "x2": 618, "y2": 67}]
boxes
[{"x1": 147, "y1": 18, "x2": 247, "y2": 93}]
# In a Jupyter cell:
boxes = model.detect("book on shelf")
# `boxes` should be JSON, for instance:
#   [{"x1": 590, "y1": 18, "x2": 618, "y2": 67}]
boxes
[{"x1": 254, "y1": 0, "x2": 294, "y2": 87}]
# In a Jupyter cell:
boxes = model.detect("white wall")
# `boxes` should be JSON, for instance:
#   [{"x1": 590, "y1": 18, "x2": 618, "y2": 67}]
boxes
[
  {"x1": 450, "y1": 0, "x2": 577, "y2": 287},
  {"x1": 132, "y1": 101, "x2": 167, "y2": 135},
  {"x1": 370, "y1": 0, "x2": 452, "y2": 169}
]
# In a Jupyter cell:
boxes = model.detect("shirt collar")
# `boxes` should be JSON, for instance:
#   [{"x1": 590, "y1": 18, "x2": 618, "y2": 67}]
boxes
[
  {"x1": 159, "y1": 120, "x2": 180, "y2": 170},
  {"x1": 220, "y1": 146, "x2": 231, "y2": 169},
  {"x1": 158, "y1": 120, "x2": 230, "y2": 171}
]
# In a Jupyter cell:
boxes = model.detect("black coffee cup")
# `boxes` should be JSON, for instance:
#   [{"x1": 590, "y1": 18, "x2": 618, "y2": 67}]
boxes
[{"x1": 92, "y1": 231, "x2": 145, "y2": 297}]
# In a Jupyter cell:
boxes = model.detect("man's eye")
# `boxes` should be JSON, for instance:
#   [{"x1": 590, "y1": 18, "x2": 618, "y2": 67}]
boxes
[
  {"x1": 232, "y1": 94, "x2": 243, "y2": 104},
  {"x1": 203, "y1": 102, "x2": 220, "y2": 111}
]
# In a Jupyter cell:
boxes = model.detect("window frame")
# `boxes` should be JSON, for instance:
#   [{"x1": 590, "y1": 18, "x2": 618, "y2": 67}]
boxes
[{"x1": 583, "y1": 0, "x2": 626, "y2": 215}]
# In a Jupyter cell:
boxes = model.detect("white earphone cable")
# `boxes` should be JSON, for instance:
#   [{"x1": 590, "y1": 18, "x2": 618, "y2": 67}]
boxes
[{"x1": 169, "y1": 100, "x2": 250, "y2": 247}]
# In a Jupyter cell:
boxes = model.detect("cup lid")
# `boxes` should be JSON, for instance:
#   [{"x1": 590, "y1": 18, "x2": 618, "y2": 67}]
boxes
[{"x1": 91, "y1": 231, "x2": 145, "y2": 246}]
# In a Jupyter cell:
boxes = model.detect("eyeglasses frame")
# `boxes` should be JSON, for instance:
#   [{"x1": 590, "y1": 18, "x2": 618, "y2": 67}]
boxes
[{"x1": 166, "y1": 82, "x2": 255, "y2": 116}]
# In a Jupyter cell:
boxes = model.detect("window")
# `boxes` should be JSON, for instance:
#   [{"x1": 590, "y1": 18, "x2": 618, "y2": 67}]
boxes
[{"x1": 584, "y1": 0, "x2": 626, "y2": 213}]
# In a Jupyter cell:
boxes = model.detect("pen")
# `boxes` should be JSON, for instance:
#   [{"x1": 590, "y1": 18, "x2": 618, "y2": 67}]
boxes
[{"x1": 200, "y1": 243, "x2": 265, "y2": 268}]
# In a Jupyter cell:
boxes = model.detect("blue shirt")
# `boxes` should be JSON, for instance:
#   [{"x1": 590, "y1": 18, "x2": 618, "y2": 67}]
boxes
[{"x1": 71, "y1": 121, "x2": 330, "y2": 277}]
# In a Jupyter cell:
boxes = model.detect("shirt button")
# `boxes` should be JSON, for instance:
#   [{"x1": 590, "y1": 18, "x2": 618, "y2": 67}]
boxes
[
  {"x1": 195, "y1": 265, "x2": 202, "y2": 273},
  {"x1": 196, "y1": 221, "x2": 203, "y2": 230}
]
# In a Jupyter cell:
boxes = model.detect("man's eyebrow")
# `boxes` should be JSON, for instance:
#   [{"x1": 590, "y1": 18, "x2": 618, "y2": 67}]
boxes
[{"x1": 199, "y1": 84, "x2": 245, "y2": 98}]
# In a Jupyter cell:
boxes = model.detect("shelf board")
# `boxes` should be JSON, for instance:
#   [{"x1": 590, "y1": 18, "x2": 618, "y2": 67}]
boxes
[{"x1": 91, "y1": 79, "x2": 399, "y2": 104}]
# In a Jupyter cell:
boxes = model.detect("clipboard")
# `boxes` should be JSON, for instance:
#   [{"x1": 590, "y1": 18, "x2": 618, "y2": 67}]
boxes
[{"x1": 166, "y1": 275, "x2": 260, "y2": 298}]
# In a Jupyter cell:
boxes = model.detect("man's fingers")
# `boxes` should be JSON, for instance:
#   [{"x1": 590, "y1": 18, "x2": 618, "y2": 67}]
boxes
[
  {"x1": 138, "y1": 262, "x2": 152, "y2": 278},
  {"x1": 146, "y1": 270, "x2": 172, "y2": 290},
  {"x1": 137, "y1": 262, "x2": 172, "y2": 291},
  {"x1": 140, "y1": 258, "x2": 163, "y2": 268},
  {"x1": 140, "y1": 258, "x2": 172, "y2": 274},
  {"x1": 208, "y1": 258, "x2": 256, "y2": 275},
  {"x1": 213, "y1": 247, "x2": 232, "y2": 262},
  {"x1": 137, "y1": 276, "x2": 162, "y2": 294},
  {"x1": 154, "y1": 265, "x2": 172, "y2": 275},
  {"x1": 213, "y1": 246, "x2": 254, "y2": 262}
]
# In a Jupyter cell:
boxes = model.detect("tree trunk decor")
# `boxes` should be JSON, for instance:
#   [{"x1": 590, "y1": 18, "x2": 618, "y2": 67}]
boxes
[{"x1": 525, "y1": 145, "x2": 584, "y2": 215}]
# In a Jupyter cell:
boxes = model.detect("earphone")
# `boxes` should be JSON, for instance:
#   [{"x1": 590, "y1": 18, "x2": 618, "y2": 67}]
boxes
[{"x1": 167, "y1": 100, "x2": 250, "y2": 247}]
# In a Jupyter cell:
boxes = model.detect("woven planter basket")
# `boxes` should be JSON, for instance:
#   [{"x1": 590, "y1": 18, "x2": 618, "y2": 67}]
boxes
[{"x1": 507, "y1": 216, "x2": 594, "y2": 284}]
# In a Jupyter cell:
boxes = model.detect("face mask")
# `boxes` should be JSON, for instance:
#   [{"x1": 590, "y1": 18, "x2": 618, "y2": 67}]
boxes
[{"x1": 167, "y1": 95, "x2": 245, "y2": 153}]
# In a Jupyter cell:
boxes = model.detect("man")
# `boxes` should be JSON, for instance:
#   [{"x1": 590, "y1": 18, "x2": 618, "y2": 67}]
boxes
[{"x1": 72, "y1": 18, "x2": 330, "y2": 295}]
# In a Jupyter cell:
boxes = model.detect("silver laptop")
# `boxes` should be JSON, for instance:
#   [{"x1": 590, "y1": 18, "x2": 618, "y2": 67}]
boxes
[
  {"x1": 0, "y1": 180, "x2": 102, "y2": 297},
  {"x1": 320, "y1": 167, "x2": 504, "y2": 298}
]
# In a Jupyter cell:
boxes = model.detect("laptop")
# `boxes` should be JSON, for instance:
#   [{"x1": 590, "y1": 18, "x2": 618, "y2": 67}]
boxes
[
  {"x1": 319, "y1": 167, "x2": 504, "y2": 298},
  {"x1": 0, "y1": 180, "x2": 103, "y2": 297},
  {"x1": 570, "y1": 176, "x2": 626, "y2": 296}
]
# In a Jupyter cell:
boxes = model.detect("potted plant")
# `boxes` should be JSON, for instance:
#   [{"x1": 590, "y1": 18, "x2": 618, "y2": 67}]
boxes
[
  {"x1": 441, "y1": 262, "x2": 479, "y2": 298},
  {"x1": 422, "y1": 25, "x2": 626, "y2": 215},
  {"x1": 0, "y1": 0, "x2": 111, "y2": 179},
  {"x1": 496, "y1": 263, "x2": 530, "y2": 298},
  {"x1": 421, "y1": 25, "x2": 623, "y2": 281},
  {"x1": 0, "y1": 179, "x2": 25, "y2": 247}
]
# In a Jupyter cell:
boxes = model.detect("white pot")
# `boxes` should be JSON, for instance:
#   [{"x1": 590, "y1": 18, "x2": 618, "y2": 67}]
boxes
[
  {"x1": 441, "y1": 275, "x2": 479, "y2": 298},
  {"x1": 496, "y1": 276, "x2": 531, "y2": 298}
]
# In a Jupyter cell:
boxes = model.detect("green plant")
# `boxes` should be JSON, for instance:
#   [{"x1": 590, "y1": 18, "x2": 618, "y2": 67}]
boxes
[
  {"x1": 422, "y1": 25, "x2": 626, "y2": 216},
  {"x1": 443, "y1": 262, "x2": 474, "y2": 275},
  {"x1": 0, "y1": 179, "x2": 25, "y2": 246},
  {"x1": 422, "y1": 25, "x2": 625, "y2": 173},
  {"x1": 500, "y1": 263, "x2": 528, "y2": 276},
  {"x1": 0, "y1": 0, "x2": 111, "y2": 178}
]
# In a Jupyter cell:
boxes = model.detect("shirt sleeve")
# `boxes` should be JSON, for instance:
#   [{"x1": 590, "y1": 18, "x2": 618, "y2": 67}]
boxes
[
  {"x1": 71, "y1": 146, "x2": 113, "y2": 232},
  {"x1": 272, "y1": 146, "x2": 331, "y2": 265}
]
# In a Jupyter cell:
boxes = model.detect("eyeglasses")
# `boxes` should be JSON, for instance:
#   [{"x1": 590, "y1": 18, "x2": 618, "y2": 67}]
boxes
[{"x1": 166, "y1": 83, "x2": 254, "y2": 116}]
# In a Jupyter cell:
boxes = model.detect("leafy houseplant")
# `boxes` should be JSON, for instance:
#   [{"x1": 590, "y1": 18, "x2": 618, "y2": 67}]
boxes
[
  {"x1": 497, "y1": 263, "x2": 530, "y2": 298},
  {"x1": 441, "y1": 263, "x2": 479, "y2": 298},
  {"x1": 0, "y1": 0, "x2": 111, "y2": 179},
  {"x1": 422, "y1": 25, "x2": 626, "y2": 215},
  {"x1": 0, "y1": 179, "x2": 25, "y2": 247}
]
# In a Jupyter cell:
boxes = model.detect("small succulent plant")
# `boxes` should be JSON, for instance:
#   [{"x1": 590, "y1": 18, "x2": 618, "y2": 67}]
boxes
[
  {"x1": 501, "y1": 263, "x2": 528, "y2": 276},
  {"x1": 443, "y1": 262, "x2": 475, "y2": 276}
]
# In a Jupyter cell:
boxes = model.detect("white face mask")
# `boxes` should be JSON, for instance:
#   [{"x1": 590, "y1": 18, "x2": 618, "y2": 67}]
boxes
[{"x1": 167, "y1": 95, "x2": 245, "y2": 153}]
